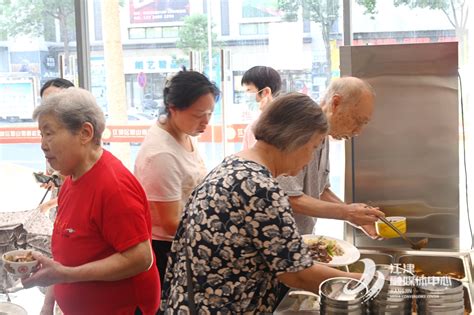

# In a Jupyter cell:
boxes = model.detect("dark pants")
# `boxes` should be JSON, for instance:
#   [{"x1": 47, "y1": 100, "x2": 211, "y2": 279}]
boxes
[{"x1": 152, "y1": 239, "x2": 173, "y2": 286}]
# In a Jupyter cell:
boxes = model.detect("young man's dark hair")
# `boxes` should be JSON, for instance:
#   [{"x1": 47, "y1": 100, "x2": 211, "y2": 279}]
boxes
[
  {"x1": 241, "y1": 66, "x2": 282, "y2": 96},
  {"x1": 40, "y1": 78, "x2": 75, "y2": 97}
]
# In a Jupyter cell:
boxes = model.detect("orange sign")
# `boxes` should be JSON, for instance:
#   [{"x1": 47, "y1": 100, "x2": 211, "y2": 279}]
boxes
[
  {"x1": 0, "y1": 126, "x2": 40, "y2": 144},
  {"x1": 0, "y1": 124, "x2": 248, "y2": 144}
]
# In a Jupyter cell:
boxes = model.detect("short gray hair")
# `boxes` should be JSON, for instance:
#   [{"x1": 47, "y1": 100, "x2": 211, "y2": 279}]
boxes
[
  {"x1": 322, "y1": 77, "x2": 375, "y2": 107},
  {"x1": 33, "y1": 87, "x2": 105, "y2": 145},
  {"x1": 254, "y1": 92, "x2": 328, "y2": 152}
]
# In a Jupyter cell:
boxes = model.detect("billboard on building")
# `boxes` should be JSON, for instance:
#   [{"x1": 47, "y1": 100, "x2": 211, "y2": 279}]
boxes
[
  {"x1": 129, "y1": 0, "x2": 190, "y2": 24},
  {"x1": 242, "y1": 0, "x2": 279, "y2": 18}
]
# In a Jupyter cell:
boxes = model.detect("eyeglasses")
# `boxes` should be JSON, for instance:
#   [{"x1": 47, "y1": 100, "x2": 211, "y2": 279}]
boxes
[{"x1": 247, "y1": 88, "x2": 265, "y2": 95}]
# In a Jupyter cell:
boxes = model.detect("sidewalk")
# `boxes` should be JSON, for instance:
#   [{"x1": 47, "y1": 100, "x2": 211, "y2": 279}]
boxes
[{"x1": 0, "y1": 162, "x2": 45, "y2": 213}]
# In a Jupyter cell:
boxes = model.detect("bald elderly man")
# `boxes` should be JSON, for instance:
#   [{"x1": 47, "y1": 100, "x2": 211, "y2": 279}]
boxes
[{"x1": 278, "y1": 77, "x2": 384, "y2": 237}]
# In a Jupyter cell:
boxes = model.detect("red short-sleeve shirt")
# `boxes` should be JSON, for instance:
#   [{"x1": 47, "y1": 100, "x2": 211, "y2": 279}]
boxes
[{"x1": 53, "y1": 150, "x2": 160, "y2": 315}]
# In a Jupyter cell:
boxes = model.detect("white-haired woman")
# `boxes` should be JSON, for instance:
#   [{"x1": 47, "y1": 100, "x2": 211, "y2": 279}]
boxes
[{"x1": 22, "y1": 88, "x2": 160, "y2": 315}]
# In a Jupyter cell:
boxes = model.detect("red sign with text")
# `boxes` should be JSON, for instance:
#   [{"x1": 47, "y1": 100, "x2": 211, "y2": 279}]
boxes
[{"x1": 0, "y1": 124, "x2": 247, "y2": 144}]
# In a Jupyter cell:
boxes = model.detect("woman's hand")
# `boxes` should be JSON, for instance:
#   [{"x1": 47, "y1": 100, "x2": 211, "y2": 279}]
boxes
[
  {"x1": 22, "y1": 253, "x2": 69, "y2": 288},
  {"x1": 23, "y1": 240, "x2": 153, "y2": 287}
]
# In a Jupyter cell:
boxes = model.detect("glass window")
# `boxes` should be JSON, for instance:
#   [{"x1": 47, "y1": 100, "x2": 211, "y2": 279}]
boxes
[
  {"x1": 259, "y1": 23, "x2": 269, "y2": 34},
  {"x1": 0, "y1": 0, "x2": 78, "y2": 310},
  {"x1": 129, "y1": 27, "x2": 146, "y2": 39},
  {"x1": 2, "y1": 0, "x2": 472, "y2": 253},
  {"x1": 93, "y1": 0, "x2": 103, "y2": 41},
  {"x1": 239, "y1": 22, "x2": 270, "y2": 35},
  {"x1": 162, "y1": 26, "x2": 179, "y2": 38},
  {"x1": 239, "y1": 23, "x2": 259, "y2": 35},
  {"x1": 352, "y1": 2, "x2": 457, "y2": 45},
  {"x1": 145, "y1": 27, "x2": 162, "y2": 38},
  {"x1": 86, "y1": 0, "x2": 346, "y2": 178},
  {"x1": 220, "y1": 0, "x2": 230, "y2": 35},
  {"x1": 0, "y1": 0, "x2": 78, "y2": 187}
]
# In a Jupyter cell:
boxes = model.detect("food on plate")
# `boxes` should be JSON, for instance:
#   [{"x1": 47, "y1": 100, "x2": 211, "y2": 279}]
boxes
[
  {"x1": 4, "y1": 251, "x2": 35, "y2": 263},
  {"x1": 305, "y1": 236, "x2": 345, "y2": 263}
]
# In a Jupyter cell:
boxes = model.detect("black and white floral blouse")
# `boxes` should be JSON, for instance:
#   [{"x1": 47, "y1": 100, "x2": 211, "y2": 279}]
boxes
[{"x1": 160, "y1": 155, "x2": 314, "y2": 314}]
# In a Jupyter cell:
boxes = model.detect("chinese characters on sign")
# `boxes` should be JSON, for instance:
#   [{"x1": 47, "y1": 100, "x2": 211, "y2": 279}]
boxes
[
  {"x1": 129, "y1": 0, "x2": 190, "y2": 24},
  {"x1": 0, "y1": 124, "x2": 247, "y2": 144}
]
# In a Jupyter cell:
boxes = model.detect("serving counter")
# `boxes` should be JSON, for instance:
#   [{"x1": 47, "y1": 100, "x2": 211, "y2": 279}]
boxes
[{"x1": 274, "y1": 248, "x2": 474, "y2": 314}]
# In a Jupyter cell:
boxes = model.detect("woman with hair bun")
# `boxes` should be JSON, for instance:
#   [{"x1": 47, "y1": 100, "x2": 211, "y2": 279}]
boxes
[{"x1": 134, "y1": 71, "x2": 220, "y2": 284}]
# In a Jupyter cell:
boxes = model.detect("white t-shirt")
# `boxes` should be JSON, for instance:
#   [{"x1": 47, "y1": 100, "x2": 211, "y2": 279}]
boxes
[{"x1": 134, "y1": 123, "x2": 207, "y2": 241}]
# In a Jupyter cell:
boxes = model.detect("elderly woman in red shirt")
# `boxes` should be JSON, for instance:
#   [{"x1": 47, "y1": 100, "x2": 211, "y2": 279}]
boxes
[{"x1": 22, "y1": 87, "x2": 160, "y2": 315}]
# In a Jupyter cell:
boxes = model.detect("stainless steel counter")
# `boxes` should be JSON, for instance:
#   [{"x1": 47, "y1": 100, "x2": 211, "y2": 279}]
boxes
[{"x1": 274, "y1": 248, "x2": 474, "y2": 314}]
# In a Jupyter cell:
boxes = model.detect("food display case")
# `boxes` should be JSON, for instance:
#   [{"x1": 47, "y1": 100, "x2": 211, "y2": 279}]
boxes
[
  {"x1": 353, "y1": 249, "x2": 474, "y2": 314},
  {"x1": 275, "y1": 249, "x2": 474, "y2": 314}
]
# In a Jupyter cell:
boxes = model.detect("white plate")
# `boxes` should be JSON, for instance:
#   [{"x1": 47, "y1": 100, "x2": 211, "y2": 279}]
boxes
[
  {"x1": 301, "y1": 234, "x2": 360, "y2": 267},
  {"x1": 0, "y1": 302, "x2": 27, "y2": 315}
]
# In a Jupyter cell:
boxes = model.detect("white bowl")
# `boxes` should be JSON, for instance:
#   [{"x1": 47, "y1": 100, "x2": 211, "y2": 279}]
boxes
[{"x1": 2, "y1": 249, "x2": 39, "y2": 276}]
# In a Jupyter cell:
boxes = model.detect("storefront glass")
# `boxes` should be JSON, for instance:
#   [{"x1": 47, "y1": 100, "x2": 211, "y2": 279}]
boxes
[
  {"x1": 0, "y1": 0, "x2": 473, "y2": 311},
  {"x1": 0, "y1": 0, "x2": 472, "y2": 244}
]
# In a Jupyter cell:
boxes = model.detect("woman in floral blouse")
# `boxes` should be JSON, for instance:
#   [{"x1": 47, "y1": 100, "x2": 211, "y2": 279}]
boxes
[{"x1": 160, "y1": 92, "x2": 360, "y2": 314}]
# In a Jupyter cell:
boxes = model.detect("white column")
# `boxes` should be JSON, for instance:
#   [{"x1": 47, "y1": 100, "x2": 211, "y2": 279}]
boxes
[{"x1": 102, "y1": 0, "x2": 131, "y2": 167}]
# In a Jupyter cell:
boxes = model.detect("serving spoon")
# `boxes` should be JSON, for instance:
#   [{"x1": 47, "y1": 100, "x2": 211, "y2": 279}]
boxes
[{"x1": 377, "y1": 215, "x2": 428, "y2": 250}]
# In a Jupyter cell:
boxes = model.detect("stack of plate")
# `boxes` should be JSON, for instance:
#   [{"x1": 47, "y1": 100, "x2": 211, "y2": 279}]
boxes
[
  {"x1": 319, "y1": 277, "x2": 367, "y2": 315},
  {"x1": 415, "y1": 277, "x2": 464, "y2": 314},
  {"x1": 368, "y1": 264, "x2": 413, "y2": 315}
]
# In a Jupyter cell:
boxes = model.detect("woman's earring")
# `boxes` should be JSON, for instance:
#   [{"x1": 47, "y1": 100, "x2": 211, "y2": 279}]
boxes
[{"x1": 158, "y1": 114, "x2": 167, "y2": 124}]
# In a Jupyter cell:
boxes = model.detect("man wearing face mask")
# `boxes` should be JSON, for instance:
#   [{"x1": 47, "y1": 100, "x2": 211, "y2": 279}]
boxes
[{"x1": 241, "y1": 66, "x2": 282, "y2": 149}]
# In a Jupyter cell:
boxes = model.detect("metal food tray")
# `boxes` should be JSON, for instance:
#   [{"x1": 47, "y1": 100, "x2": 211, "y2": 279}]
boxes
[
  {"x1": 274, "y1": 249, "x2": 474, "y2": 314},
  {"x1": 352, "y1": 248, "x2": 473, "y2": 314}
]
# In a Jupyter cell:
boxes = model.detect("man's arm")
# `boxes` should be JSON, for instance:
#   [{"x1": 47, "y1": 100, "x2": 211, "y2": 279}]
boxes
[
  {"x1": 289, "y1": 189, "x2": 384, "y2": 226},
  {"x1": 288, "y1": 193, "x2": 347, "y2": 220},
  {"x1": 320, "y1": 187, "x2": 344, "y2": 203},
  {"x1": 288, "y1": 186, "x2": 384, "y2": 238}
]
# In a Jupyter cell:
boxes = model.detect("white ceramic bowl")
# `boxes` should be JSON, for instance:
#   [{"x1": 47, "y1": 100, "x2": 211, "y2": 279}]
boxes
[{"x1": 2, "y1": 249, "x2": 39, "y2": 276}]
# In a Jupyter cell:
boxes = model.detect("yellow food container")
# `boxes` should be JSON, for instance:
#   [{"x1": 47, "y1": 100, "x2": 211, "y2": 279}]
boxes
[{"x1": 375, "y1": 216, "x2": 407, "y2": 238}]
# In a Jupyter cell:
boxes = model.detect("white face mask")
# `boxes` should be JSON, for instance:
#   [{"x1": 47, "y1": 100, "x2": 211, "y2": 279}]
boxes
[
  {"x1": 244, "y1": 91, "x2": 259, "y2": 110},
  {"x1": 243, "y1": 88, "x2": 264, "y2": 111}
]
